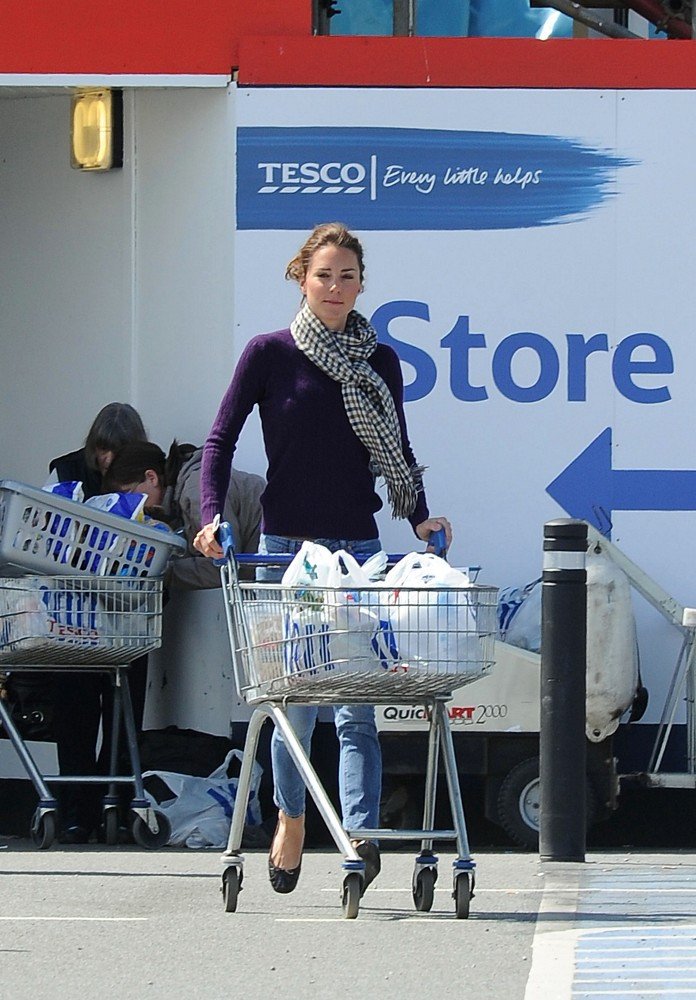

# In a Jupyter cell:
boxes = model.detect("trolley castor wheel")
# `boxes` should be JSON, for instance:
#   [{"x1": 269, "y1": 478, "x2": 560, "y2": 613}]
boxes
[
  {"x1": 412, "y1": 866, "x2": 437, "y2": 912},
  {"x1": 453, "y1": 871, "x2": 472, "y2": 919},
  {"x1": 342, "y1": 872, "x2": 362, "y2": 919},
  {"x1": 131, "y1": 810, "x2": 170, "y2": 850},
  {"x1": 103, "y1": 807, "x2": 120, "y2": 846},
  {"x1": 222, "y1": 866, "x2": 243, "y2": 912},
  {"x1": 30, "y1": 809, "x2": 55, "y2": 850}
]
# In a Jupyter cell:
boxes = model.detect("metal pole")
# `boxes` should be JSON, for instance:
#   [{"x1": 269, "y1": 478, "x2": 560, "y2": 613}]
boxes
[
  {"x1": 539, "y1": 518, "x2": 587, "y2": 862},
  {"x1": 313, "y1": 0, "x2": 338, "y2": 36},
  {"x1": 531, "y1": 1, "x2": 642, "y2": 39},
  {"x1": 393, "y1": 0, "x2": 415, "y2": 36}
]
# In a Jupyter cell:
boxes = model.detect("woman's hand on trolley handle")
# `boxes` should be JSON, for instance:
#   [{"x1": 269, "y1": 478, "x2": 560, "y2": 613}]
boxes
[
  {"x1": 193, "y1": 520, "x2": 224, "y2": 561},
  {"x1": 416, "y1": 516, "x2": 453, "y2": 553}
]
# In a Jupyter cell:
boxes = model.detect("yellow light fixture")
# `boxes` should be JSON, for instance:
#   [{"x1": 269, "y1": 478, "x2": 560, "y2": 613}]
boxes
[{"x1": 70, "y1": 88, "x2": 123, "y2": 171}]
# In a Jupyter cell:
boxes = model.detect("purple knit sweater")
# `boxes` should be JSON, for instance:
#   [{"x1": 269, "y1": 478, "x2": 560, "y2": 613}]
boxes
[{"x1": 200, "y1": 328, "x2": 429, "y2": 540}]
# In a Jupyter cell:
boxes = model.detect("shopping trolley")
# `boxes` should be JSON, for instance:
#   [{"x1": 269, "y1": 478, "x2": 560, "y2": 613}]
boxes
[
  {"x1": 215, "y1": 523, "x2": 498, "y2": 919},
  {"x1": 0, "y1": 479, "x2": 187, "y2": 848}
]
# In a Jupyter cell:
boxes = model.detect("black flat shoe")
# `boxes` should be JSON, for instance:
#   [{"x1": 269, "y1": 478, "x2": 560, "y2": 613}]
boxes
[
  {"x1": 268, "y1": 815, "x2": 304, "y2": 894},
  {"x1": 268, "y1": 858, "x2": 302, "y2": 894},
  {"x1": 355, "y1": 841, "x2": 381, "y2": 896}
]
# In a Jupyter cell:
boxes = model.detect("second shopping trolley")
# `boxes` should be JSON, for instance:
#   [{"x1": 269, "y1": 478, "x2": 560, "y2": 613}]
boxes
[
  {"x1": 215, "y1": 525, "x2": 498, "y2": 919},
  {"x1": 0, "y1": 479, "x2": 186, "y2": 848}
]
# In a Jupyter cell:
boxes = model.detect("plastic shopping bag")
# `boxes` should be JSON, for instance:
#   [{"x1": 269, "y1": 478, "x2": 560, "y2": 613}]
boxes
[
  {"x1": 381, "y1": 552, "x2": 482, "y2": 676},
  {"x1": 142, "y1": 749, "x2": 263, "y2": 849},
  {"x1": 281, "y1": 543, "x2": 386, "y2": 679},
  {"x1": 497, "y1": 578, "x2": 542, "y2": 652},
  {"x1": 0, "y1": 577, "x2": 109, "y2": 653},
  {"x1": 245, "y1": 599, "x2": 286, "y2": 684},
  {"x1": 281, "y1": 542, "x2": 335, "y2": 677},
  {"x1": 325, "y1": 550, "x2": 389, "y2": 674},
  {"x1": 281, "y1": 540, "x2": 337, "y2": 590}
]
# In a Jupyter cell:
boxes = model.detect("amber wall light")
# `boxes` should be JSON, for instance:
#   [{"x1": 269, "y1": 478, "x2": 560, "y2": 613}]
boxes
[{"x1": 70, "y1": 88, "x2": 123, "y2": 171}]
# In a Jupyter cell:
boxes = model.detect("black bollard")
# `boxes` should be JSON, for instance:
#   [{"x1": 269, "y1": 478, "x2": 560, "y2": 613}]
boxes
[{"x1": 539, "y1": 518, "x2": 587, "y2": 862}]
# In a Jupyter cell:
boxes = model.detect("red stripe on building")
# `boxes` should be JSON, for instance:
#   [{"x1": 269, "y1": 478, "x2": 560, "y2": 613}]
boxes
[
  {"x1": 237, "y1": 36, "x2": 696, "y2": 89},
  {"x1": 0, "y1": 1, "x2": 309, "y2": 76}
]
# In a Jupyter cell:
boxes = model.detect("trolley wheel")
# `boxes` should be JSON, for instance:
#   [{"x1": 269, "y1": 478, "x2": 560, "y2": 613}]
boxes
[
  {"x1": 131, "y1": 811, "x2": 170, "y2": 850},
  {"x1": 342, "y1": 872, "x2": 362, "y2": 920},
  {"x1": 496, "y1": 756, "x2": 599, "y2": 850},
  {"x1": 453, "y1": 872, "x2": 471, "y2": 919},
  {"x1": 222, "y1": 867, "x2": 242, "y2": 913},
  {"x1": 413, "y1": 866, "x2": 436, "y2": 912},
  {"x1": 103, "y1": 808, "x2": 119, "y2": 847},
  {"x1": 30, "y1": 809, "x2": 55, "y2": 850}
]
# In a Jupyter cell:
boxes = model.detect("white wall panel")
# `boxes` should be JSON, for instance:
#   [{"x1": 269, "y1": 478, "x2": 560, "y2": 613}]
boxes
[{"x1": 0, "y1": 94, "x2": 132, "y2": 484}]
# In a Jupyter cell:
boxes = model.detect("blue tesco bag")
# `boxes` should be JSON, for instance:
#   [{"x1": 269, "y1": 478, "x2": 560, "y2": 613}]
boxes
[
  {"x1": 497, "y1": 578, "x2": 542, "y2": 652},
  {"x1": 142, "y1": 749, "x2": 263, "y2": 849}
]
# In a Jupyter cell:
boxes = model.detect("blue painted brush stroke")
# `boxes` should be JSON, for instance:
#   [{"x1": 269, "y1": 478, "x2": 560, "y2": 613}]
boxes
[{"x1": 236, "y1": 126, "x2": 635, "y2": 231}]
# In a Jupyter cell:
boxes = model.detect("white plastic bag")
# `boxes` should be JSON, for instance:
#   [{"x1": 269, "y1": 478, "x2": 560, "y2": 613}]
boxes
[
  {"x1": 281, "y1": 540, "x2": 337, "y2": 589},
  {"x1": 83, "y1": 492, "x2": 148, "y2": 522},
  {"x1": 497, "y1": 578, "x2": 542, "y2": 652},
  {"x1": 0, "y1": 577, "x2": 109, "y2": 652},
  {"x1": 280, "y1": 543, "x2": 385, "y2": 679},
  {"x1": 281, "y1": 542, "x2": 336, "y2": 677},
  {"x1": 245, "y1": 599, "x2": 285, "y2": 684},
  {"x1": 381, "y1": 552, "x2": 481, "y2": 676},
  {"x1": 325, "y1": 550, "x2": 387, "y2": 673},
  {"x1": 142, "y1": 749, "x2": 263, "y2": 849}
]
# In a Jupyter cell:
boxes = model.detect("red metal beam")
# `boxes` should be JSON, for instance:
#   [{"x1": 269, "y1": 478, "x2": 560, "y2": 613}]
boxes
[
  {"x1": 0, "y1": 1, "x2": 310, "y2": 76},
  {"x1": 237, "y1": 35, "x2": 696, "y2": 88}
]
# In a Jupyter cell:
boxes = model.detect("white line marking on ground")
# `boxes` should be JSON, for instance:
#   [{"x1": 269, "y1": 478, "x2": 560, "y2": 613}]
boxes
[
  {"x1": 318, "y1": 886, "x2": 694, "y2": 894},
  {"x1": 572, "y1": 924, "x2": 696, "y2": 997},
  {"x1": 0, "y1": 916, "x2": 147, "y2": 922},
  {"x1": 572, "y1": 991, "x2": 696, "y2": 996},
  {"x1": 275, "y1": 916, "x2": 461, "y2": 923},
  {"x1": 524, "y1": 875, "x2": 580, "y2": 1000},
  {"x1": 578, "y1": 947, "x2": 696, "y2": 953}
]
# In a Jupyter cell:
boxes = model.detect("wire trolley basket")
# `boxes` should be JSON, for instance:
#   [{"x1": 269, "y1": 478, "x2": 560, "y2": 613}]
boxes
[
  {"x1": 225, "y1": 578, "x2": 498, "y2": 705},
  {"x1": 0, "y1": 574, "x2": 163, "y2": 667}
]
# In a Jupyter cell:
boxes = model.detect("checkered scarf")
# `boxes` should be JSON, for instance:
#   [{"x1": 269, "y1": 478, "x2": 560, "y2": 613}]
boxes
[{"x1": 290, "y1": 301, "x2": 424, "y2": 519}]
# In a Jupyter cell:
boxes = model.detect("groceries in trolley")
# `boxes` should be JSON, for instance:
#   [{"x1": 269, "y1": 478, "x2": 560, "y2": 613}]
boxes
[
  {"x1": 0, "y1": 575, "x2": 161, "y2": 664},
  {"x1": 280, "y1": 544, "x2": 386, "y2": 679},
  {"x1": 245, "y1": 541, "x2": 496, "y2": 690},
  {"x1": 380, "y1": 551, "x2": 488, "y2": 677}
]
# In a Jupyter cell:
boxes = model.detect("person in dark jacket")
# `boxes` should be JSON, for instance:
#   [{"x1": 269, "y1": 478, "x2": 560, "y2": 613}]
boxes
[
  {"x1": 47, "y1": 402, "x2": 147, "y2": 499},
  {"x1": 47, "y1": 403, "x2": 148, "y2": 842}
]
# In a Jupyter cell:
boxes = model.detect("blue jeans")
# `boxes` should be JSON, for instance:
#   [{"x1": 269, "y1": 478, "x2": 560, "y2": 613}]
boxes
[{"x1": 258, "y1": 533, "x2": 383, "y2": 829}]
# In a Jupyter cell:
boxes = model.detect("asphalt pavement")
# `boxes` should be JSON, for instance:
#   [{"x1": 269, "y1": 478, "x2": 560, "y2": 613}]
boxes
[{"x1": 1, "y1": 837, "x2": 695, "y2": 1000}]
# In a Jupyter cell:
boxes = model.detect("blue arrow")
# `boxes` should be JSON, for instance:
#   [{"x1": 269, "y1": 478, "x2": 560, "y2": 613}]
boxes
[{"x1": 546, "y1": 427, "x2": 696, "y2": 533}]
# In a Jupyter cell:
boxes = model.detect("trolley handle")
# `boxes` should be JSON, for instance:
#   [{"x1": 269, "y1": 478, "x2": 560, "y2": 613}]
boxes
[
  {"x1": 428, "y1": 527, "x2": 447, "y2": 558},
  {"x1": 213, "y1": 518, "x2": 236, "y2": 566},
  {"x1": 213, "y1": 521, "x2": 448, "y2": 565}
]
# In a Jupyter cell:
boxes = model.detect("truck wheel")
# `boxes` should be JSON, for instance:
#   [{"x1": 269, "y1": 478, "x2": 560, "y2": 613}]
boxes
[
  {"x1": 497, "y1": 757, "x2": 541, "y2": 849},
  {"x1": 497, "y1": 756, "x2": 597, "y2": 850}
]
